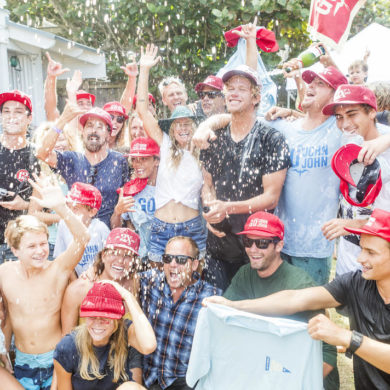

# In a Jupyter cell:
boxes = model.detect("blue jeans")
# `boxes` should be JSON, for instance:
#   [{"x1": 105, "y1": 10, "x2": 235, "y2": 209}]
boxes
[
  {"x1": 0, "y1": 243, "x2": 18, "y2": 264},
  {"x1": 281, "y1": 252, "x2": 332, "y2": 286},
  {"x1": 148, "y1": 216, "x2": 207, "y2": 262}
]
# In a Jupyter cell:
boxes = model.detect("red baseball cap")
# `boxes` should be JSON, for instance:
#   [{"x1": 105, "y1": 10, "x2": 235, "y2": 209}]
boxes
[
  {"x1": 0, "y1": 90, "x2": 32, "y2": 112},
  {"x1": 237, "y1": 211, "x2": 284, "y2": 240},
  {"x1": 331, "y1": 144, "x2": 382, "y2": 207},
  {"x1": 76, "y1": 90, "x2": 96, "y2": 105},
  {"x1": 79, "y1": 107, "x2": 113, "y2": 132},
  {"x1": 105, "y1": 228, "x2": 140, "y2": 255},
  {"x1": 222, "y1": 65, "x2": 260, "y2": 86},
  {"x1": 195, "y1": 75, "x2": 223, "y2": 93},
  {"x1": 117, "y1": 178, "x2": 148, "y2": 197},
  {"x1": 344, "y1": 209, "x2": 390, "y2": 242},
  {"x1": 322, "y1": 85, "x2": 377, "y2": 116},
  {"x1": 129, "y1": 137, "x2": 160, "y2": 157},
  {"x1": 80, "y1": 282, "x2": 125, "y2": 320},
  {"x1": 302, "y1": 66, "x2": 348, "y2": 90},
  {"x1": 132, "y1": 93, "x2": 156, "y2": 109},
  {"x1": 66, "y1": 182, "x2": 102, "y2": 210},
  {"x1": 103, "y1": 101, "x2": 129, "y2": 120}
]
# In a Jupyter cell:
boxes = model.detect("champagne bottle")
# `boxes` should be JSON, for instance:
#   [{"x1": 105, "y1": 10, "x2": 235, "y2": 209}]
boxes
[{"x1": 285, "y1": 45, "x2": 326, "y2": 72}]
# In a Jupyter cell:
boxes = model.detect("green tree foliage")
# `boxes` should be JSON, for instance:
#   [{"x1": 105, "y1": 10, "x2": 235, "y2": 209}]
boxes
[{"x1": 5, "y1": 0, "x2": 389, "y2": 90}]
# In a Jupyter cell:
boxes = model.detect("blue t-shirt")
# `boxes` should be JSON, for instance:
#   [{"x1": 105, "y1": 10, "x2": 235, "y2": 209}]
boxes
[
  {"x1": 54, "y1": 324, "x2": 141, "y2": 390},
  {"x1": 263, "y1": 117, "x2": 342, "y2": 258},
  {"x1": 56, "y1": 150, "x2": 129, "y2": 227},
  {"x1": 122, "y1": 185, "x2": 156, "y2": 258}
]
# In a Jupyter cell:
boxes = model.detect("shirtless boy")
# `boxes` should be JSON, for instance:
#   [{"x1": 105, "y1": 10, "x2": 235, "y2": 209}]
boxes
[{"x1": 0, "y1": 176, "x2": 90, "y2": 390}]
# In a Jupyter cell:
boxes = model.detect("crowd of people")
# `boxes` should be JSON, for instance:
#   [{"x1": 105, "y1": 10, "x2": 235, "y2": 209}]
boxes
[{"x1": 0, "y1": 17, "x2": 389, "y2": 390}]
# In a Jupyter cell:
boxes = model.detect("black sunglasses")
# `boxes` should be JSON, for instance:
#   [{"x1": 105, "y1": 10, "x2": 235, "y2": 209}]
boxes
[
  {"x1": 162, "y1": 254, "x2": 196, "y2": 265},
  {"x1": 87, "y1": 166, "x2": 98, "y2": 185},
  {"x1": 242, "y1": 236, "x2": 279, "y2": 249},
  {"x1": 110, "y1": 114, "x2": 126, "y2": 124},
  {"x1": 198, "y1": 91, "x2": 224, "y2": 99}
]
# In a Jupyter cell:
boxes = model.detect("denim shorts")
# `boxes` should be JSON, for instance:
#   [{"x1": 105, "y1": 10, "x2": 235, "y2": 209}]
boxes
[
  {"x1": 148, "y1": 215, "x2": 207, "y2": 262},
  {"x1": 14, "y1": 348, "x2": 54, "y2": 390}
]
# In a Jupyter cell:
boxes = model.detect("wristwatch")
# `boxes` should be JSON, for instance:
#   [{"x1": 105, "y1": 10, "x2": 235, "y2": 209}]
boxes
[{"x1": 345, "y1": 330, "x2": 364, "y2": 358}]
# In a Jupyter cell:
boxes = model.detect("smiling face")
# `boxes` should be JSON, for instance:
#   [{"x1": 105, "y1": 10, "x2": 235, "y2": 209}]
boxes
[
  {"x1": 357, "y1": 234, "x2": 390, "y2": 282},
  {"x1": 171, "y1": 118, "x2": 194, "y2": 147},
  {"x1": 163, "y1": 238, "x2": 199, "y2": 293},
  {"x1": 109, "y1": 113, "x2": 125, "y2": 138},
  {"x1": 82, "y1": 118, "x2": 109, "y2": 153},
  {"x1": 85, "y1": 317, "x2": 116, "y2": 346},
  {"x1": 224, "y1": 76, "x2": 259, "y2": 114},
  {"x1": 244, "y1": 234, "x2": 282, "y2": 277},
  {"x1": 334, "y1": 104, "x2": 377, "y2": 140},
  {"x1": 12, "y1": 231, "x2": 49, "y2": 269},
  {"x1": 129, "y1": 116, "x2": 146, "y2": 140},
  {"x1": 101, "y1": 248, "x2": 134, "y2": 281},
  {"x1": 162, "y1": 83, "x2": 188, "y2": 112},
  {"x1": 302, "y1": 77, "x2": 335, "y2": 112},
  {"x1": 1, "y1": 100, "x2": 32, "y2": 136},
  {"x1": 199, "y1": 86, "x2": 225, "y2": 117},
  {"x1": 131, "y1": 156, "x2": 159, "y2": 179}
]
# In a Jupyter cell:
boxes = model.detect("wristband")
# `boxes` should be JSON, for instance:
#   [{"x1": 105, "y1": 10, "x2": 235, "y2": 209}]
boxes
[
  {"x1": 52, "y1": 126, "x2": 62, "y2": 134},
  {"x1": 345, "y1": 330, "x2": 363, "y2": 358}
]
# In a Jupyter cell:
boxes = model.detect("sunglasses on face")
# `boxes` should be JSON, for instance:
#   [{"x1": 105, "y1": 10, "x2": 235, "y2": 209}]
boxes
[
  {"x1": 198, "y1": 91, "x2": 224, "y2": 99},
  {"x1": 110, "y1": 114, "x2": 126, "y2": 124},
  {"x1": 242, "y1": 236, "x2": 278, "y2": 249},
  {"x1": 162, "y1": 254, "x2": 196, "y2": 265},
  {"x1": 87, "y1": 166, "x2": 98, "y2": 185}
]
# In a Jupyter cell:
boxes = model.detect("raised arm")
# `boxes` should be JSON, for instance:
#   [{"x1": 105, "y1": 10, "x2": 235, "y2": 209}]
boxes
[
  {"x1": 203, "y1": 285, "x2": 340, "y2": 315},
  {"x1": 44, "y1": 52, "x2": 70, "y2": 121},
  {"x1": 29, "y1": 175, "x2": 90, "y2": 273},
  {"x1": 136, "y1": 44, "x2": 163, "y2": 145},
  {"x1": 120, "y1": 60, "x2": 138, "y2": 113},
  {"x1": 36, "y1": 102, "x2": 85, "y2": 168},
  {"x1": 101, "y1": 281, "x2": 156, "y2": 355}
]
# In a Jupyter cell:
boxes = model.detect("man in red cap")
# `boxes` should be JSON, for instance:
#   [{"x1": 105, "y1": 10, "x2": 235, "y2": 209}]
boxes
[
  {"x1": 192, "y1": 75, "x2": 225, "y2": 118},
  {"x1": 54, "y1": 182, "x2": 109, "y2": 277},
  {"x1": 213, "y1": 211, "x2": 339, "y2": 387},
  {"x1": 37, "y1": 105, "x2": 129, "y2": 227},
  {"x1": 0, "y1": 90, "x2": 41, "y2": 263},
  {"x1": 111, "y1": 137, "x2": 160, "y2": 261},
  {"x1": 321, "y1": 85, "x2": 390, "y2": 277},
  {"x1": 205, "y1": 208, "x2": 390, "y2": 390}
]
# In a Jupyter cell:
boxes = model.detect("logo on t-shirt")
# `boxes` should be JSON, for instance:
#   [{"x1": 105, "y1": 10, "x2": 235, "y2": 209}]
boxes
[
  {"x1": 265, "y1": 356, "x2": 291, "y2": 373},
  {"x1": 16, "y1": 169, "x2": 29, "y2": 182}
]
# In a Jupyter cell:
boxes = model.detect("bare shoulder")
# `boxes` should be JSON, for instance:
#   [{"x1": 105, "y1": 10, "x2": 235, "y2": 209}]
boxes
[
  {"x1": 0, "y1": 261, "x2": 18, "y2": 281},
  {"x1": 64, "y1": 277, "x2": 92, "y2": 303}
]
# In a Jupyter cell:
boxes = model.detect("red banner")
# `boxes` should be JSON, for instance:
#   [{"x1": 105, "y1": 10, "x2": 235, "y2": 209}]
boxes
[{"x1": 308, "y1": 0, "x2": 366, "y2": 48}]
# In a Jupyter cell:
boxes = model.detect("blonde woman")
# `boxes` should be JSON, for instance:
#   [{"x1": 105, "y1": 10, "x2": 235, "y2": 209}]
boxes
[
  {"x1": 54, "y1": 281, "x2": 156, "y2": 390},
  {"x1": 137, "y1": 44, "x2": 206, "y2": 264}
]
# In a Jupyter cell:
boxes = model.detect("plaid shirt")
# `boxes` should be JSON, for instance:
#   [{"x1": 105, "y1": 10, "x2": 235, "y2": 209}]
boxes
[{"x1": 139, "y1": 270, "x2": 222, "y2": 389}]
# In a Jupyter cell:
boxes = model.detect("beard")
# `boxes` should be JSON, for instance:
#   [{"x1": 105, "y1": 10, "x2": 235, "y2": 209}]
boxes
[{"x1": 83, "y1": 133, "x2": 106, "y2": 153}]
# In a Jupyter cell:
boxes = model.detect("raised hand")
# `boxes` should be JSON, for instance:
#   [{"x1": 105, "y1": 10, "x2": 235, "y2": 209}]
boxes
[
  {"x1": 56, "y1": 101, "x2": 86, "y2": 129},
  {"x1": 66, "y1": 70, "x2": 83, "y2": 96},
  {"x1": 121, "y1": 61, "x2": 138, "y2": 78},
  {"x1": 46, "y1": 52, "x2": 70, "y2": 78},
  {"x1": 29, "y1": 174, "x2": 66, "y2": 211},
  {"x1": 139, "y1": 44, "x2": 161, "y2": 69},
  {"x1": 233, "y1": 16, "x2": 258, "y2": 40}
]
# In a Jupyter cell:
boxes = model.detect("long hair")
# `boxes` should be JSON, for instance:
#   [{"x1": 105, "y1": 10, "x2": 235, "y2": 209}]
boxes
[
  {"x1": 75, "y1": 318, "x2": 129, "y2": 383},
  {"x1": 168, "y1": 120, "x2": 199, "y2": 170}
]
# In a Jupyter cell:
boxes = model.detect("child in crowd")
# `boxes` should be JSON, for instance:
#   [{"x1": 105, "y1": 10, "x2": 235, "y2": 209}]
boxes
[
  {"x1": 112, "y1": 137, "x2": 160, "y2": 263},
  {"x1": 54, "y1": 182, "x2": 110, "y2": 277},
  {"x1": 348, "y1": 59, "x2": 368, "y2": 85}
]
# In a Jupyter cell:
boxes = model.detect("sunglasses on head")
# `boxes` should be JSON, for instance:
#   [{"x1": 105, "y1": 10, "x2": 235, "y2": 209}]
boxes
[
  {"x1": 110, "y1": 114, "x2": 126, "y2": 124},
  {"x1": 87, "y1": 166, "x2": 98, "y2": 185},
  {"x1": 162, "y1": 254, "x2": 196, "y2": 265},
  {"x1": 198, "y1": 91, "x2": 223, "y2": 99},
  {"x1": 242, "y1": 236, "x2": 279, "y2": 249}
]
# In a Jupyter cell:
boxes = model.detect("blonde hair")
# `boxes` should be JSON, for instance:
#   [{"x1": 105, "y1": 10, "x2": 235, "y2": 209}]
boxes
[
  {"x1": 369, "y1": 82, "x2": 390, "y2": 112},
  {"x1": 5, "y1": 215, "x2": 48, "y2": 249},
  {"x1": 75, "y1": 319, "x2": 129, "y2": 383},
  {"x1": 348, "y1": 60, "x2": 368, "y2": 74},
  {"x1": 158, "y1": 77, "x2": 186, "y2": 97},
  {"x1": 168, "y1": 120, "x2": 199, "y2": 169}
]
